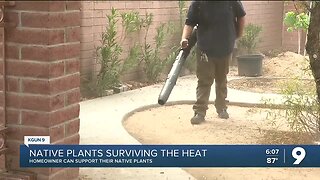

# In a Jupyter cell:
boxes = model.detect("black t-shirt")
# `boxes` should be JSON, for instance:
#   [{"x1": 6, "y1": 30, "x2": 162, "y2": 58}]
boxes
[{"x1": 186, "y1": 1, "x2": 246, "y2": 58}]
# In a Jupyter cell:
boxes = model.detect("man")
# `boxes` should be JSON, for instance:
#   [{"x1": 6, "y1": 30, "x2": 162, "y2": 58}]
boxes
[{"x1": 181, "y1": 1, "x2": 246, "y2": 124}]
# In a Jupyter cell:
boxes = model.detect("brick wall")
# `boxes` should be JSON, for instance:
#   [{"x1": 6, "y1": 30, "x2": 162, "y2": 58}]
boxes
[
  {"x1": 282, "y1": 2, "x2": 307, "y2": 53},
  {"x1": 79, "y1": 1, "x2": 307, "y2": 91},
  {"x1": 0, "y1": 24, "x2": 5, "y2": 170},
  {"x1": 242, "y1": 1, "x2": 284, "y2": 52},
  {"x1": 80, "y1": 1, "x2": 181, "y2": 83},
  {"x1": 4, "y1": 1, "x2": 81, "y2": 179}
]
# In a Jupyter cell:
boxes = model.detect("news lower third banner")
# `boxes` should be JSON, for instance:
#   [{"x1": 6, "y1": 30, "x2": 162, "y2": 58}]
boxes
[{"x1": 20, "y1": 144, "x2": 320, "y2": 168}]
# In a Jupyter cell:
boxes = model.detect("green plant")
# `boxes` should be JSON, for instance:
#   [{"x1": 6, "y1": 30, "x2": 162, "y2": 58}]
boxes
[
  {"x1": 94, "y1": 8, "x2": 142, "y2": 96},
  {"x1": 237, "y1": 23, "x2": 263, "y2": 54},
  {"x1": 139, "y1": 13, "x2": 178, "y2": 83},
  {"x1": 94, "y1": 8, "x2": 182, "y2": 94},
  {"x1": 264, "y1": 75, "x2": 320, "y2": 141},
  {"x1": 120, "y1": 11, "x2": 142, "y2": 40},
  {"x1": 95, "y1": 8, "x2": 122, "y2": 96},
  {"x1": 119, "y1": 11, "x2": 144, "y2": 74},
  {"x1": 284, "y1": 11, "x2": 310, "y2": 54}
]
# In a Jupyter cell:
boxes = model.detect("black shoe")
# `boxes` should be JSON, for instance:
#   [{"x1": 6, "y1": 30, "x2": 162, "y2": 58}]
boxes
[
  {"x1": 191, "y1": 113, "x2": 205, "y2": 124},
  {"x1": 218, "y1": 109, "x2": 229, "y2": 119}
]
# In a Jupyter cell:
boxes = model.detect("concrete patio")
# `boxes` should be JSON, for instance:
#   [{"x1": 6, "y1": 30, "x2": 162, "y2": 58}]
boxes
[{"x1": 79, "y1": 75, "x2": 284, "y2": 180}]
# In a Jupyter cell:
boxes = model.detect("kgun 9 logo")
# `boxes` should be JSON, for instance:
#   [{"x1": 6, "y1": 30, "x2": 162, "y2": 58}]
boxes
[{"x1": 292, "y1": 147, "x2": 306, "y2": 165}]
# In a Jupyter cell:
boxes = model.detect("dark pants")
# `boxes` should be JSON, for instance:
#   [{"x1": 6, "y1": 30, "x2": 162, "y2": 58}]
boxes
[{"x1": 193, "y1": 48, "x2": 231, "y2": 116}]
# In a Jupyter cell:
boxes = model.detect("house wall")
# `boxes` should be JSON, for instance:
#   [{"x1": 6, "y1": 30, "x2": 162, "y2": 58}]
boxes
[{"x1": 79, "y1": 1, "x2": 303, "y2": 88}]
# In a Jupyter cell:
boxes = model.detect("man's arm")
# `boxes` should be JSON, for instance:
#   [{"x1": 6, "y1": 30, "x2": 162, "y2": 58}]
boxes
[
  {"x1": 233, "y1": 1, "x2": 246, "y2": 39},
  {"x1": 236, "y1": 16, "x2": 245, "y2": 38},
  {"x1": 181, "y1": 1, "x2": 199, "y2": 48},
  {"x1": 181, "y1": 25, "x2": 194, "y2": 48}
]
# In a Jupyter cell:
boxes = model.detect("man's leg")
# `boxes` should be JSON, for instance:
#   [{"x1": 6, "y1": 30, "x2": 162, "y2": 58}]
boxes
[
  {"x1": 214, "y1": 54, "x2": 231, "y2": 119},
  {"x1": 192, "y1": 49, "x2": 215, "y2": 124}
]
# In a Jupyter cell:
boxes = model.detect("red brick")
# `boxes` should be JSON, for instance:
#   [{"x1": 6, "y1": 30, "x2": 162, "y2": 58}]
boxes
[
  {"x1": 49, "y1": 1, "x2": 66, "y2": 12},
  {"x1": 21, "y1": 12, "x2": 49, "y2": 28},
  {"x1": 0, "y1": 108, "x2": 4, "y2": 125},
  {"x1": 51, "y1": 104, "x2": 80, "y2": 126},
  {"x1": 13, "y1": 1, "x2": 64, "y2": 12},
  {"x1": 21, "y1": 111, "x2": 50, "y2": 128},
  {"x1": 6, "y1": 77, "x2": 19, "y2": 92},
  {"x1": 80, "y1": 49, "x2": 93, "y2": 59},
  {"x1": 6, "y1": 109, "x2": 20, "y2": 125},
  {"x1": 0, "y1": 61, "x2": 3, "y2": 74},
  {"x1": 22, "y1": 12, "x2": 80, "y2": 28},
  {"x1": 109, "y1": 1, "x2": 125, "y2": 9},
  {"x1": 13, "y1": 1, "x2": 50, "y2": 12},
  {"x1": 50, "y1": 124, "x2": 65, "y2": 143},
  {"x1": 50, "y1": 94, "x2": 65, "y2": 110},
  {"x1": 21, "y1": 44, "x2": 79, "y2": 62},
  {"x1": 65, "y1": 43, "x2": 81, "y2": 59},
  {"x1": 81, "y1": 10, "x2": 93, "y2": 19},
  {"x1": 0, "y1": 155, "x2": 5, "y2": 169},
  {"x1": 81, "y1": 2, "x2": 94, "y2": 10},
  {"x1": 66, "y1": 89, "x2": 80, "y2": 105},
  {"x1": 125, "y1": 1, "x2": 140, "y2": 9},
  {"x1": 6, "y1": 45, "x2": 20, "y2": 60},
  {"x1": 81, "y1": 17, "x2": 93, "y2": 26},
  {"x1": 80, "y1": 42, "x2": 94, "y2": 51},
  {"x1": 63, "y1": 134, "x2": 79, "y2": 145},
  {"x1": 6, "y1": 140, "x2": 20, "y2": 156},
  {"x1": 66, "y1": 59, "x2": 80, "y2": 75},
  {"x1": 6, "y1": 61, "x2": 49, "y2": 78},
  {"x1": 4, "y1": 11, "x2": 19, "y2": 27},
  {"x1": 22, "y1": 79, "x2": 50, "y2": 94},
  {"x1": 47, "y1": 45, "x2": 66, "y2": 61},
  {"x1": 80, "y1": 33, "x2": 94, "y2": 43},
  {"x1": 49, "y1": 12, "x2": 80, "y2": 28},
  {"x1": 48, "y1": 43, "x2": 80, "y2": 61},
  {"x1": 0, "y1": 77, "x2": 3, "y2": 91},
  {"x1": 7, "y1": 28, "x2": 64, "y2": 45},
  {"x1": 49, "y1": 61, "x2": 65, "y2": 78},
  {"x1": 50, "y1": 74, "x2": 80, "y2": 94},
  {"x1": 48, "y1": 30, "x2": 65, "y2": 45},
  {"x1": 0, "y1": 44, "x2": 3, "y2": 58},
  {"x1": 0, "y1": 92, "x2": 4, "y2": 107},
  {"x1": 21, "y1": 95, "x2": 51, "y2": 111},
  {"x1": 140, "y1": 1, "x2": 154, "y2": 9},
  {"x1": 21, "y1": 46, "x2": 48, "y2": 61},
  {"x1": 65, "y1": 118, "x2": 80, "y2": 136},
  {"x1": 67, "y1": 1, "x2": 81, "y2": 10},
  {"x1": 94, "y1": 2, "x2": 110, "y2": 10},
  {"x1": 7, "y1": 125, "x2": 49, "y2": 141},
  {"x1": 5, "y1": 155, "x2": 18, "y2": 170},
  {"x1": 7, "y1": 93, "x2": 21, "y2": 109},
  {"x1": 66, "y1": 27, "x2": 81, "y2": 42}
]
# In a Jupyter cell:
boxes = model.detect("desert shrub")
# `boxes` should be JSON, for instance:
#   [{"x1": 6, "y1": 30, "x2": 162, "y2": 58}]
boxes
[{"x1": 264, "y1": 65, "x2": 320, "y2": 141}]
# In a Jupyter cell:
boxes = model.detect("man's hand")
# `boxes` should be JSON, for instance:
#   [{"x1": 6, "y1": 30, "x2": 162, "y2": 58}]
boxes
[
  {"x1": 180, "y1": 38, "x2": 189, "y2": 49},
  {"x1": 181, "y1": 25, "x2": 193, "y2": 49}
]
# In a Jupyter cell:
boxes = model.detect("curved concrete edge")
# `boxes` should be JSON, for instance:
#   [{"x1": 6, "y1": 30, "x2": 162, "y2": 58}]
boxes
[
  {"x1": 122, "y1": 100, "x2": 285, "y2": 125},
  {"x1": 122, "y1": 100, "x2": 319, "y2": 147},
  {"x1": 228, "y1": 76, "x2": 314, "y2": 81}
]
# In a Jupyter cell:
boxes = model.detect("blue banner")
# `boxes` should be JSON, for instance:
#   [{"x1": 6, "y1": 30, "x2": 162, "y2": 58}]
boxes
[{"x1": 20, "y1": 145, "x2": 320, "y2": 167}]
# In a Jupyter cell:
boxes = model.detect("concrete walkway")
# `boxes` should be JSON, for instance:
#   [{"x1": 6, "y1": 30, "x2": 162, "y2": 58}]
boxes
[{"x1": 79, "y1": 75, "x2": 284, "y2": 180}]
